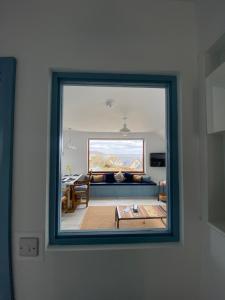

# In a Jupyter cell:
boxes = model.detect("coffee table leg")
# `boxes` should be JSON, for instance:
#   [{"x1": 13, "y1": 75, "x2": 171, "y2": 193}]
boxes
[
  {"x1": 115, "y1": 208, "x2": 120, "y2": 229},
  {"x1": 161, "y1": 218, "x2": 166, "y2": 226},
  {"x1": 115, "y1": 208, "x2": 118, "y2": 228}
]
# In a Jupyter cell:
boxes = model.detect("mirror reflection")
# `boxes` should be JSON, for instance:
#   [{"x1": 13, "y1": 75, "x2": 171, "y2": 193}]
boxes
[{"x1": 60, "y1": 85, "x2": 167, "y2": 231}]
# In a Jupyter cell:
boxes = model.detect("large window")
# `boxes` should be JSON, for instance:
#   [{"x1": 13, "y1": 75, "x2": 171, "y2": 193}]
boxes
[
  {"x1": 49, "y1": 72, "x2": 179, "y2": 246},
  {"x1": 88, "y1": 139, "x2": 144, "y2": 173}
]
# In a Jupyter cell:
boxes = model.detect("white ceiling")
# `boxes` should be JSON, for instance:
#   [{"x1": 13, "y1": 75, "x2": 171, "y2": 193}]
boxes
[{"x1": 63, "y1": 85, "x2": 166, "y2": 135}]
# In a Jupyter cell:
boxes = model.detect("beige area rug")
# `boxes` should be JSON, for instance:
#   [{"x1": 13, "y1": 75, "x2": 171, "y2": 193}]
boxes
[{"x1": 80, "y1": 206, "x2": 166, "y2": 230}]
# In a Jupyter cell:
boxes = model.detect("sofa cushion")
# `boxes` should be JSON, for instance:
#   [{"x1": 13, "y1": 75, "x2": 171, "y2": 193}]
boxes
[
  {"x1": 124, "y1": 172, "x2": 133, "y2": 182},
  {"x1": 133, "y1": 174, "x2": 142, "y2": 182},
  {"x1": 92, "y1": 174, "x2": 105, "y2": 182},
  {"x1": 142, "y1": 175, "x2": 151, "y2": 183},
  {"x1": 114, "y1": 171, "x2": 125, "y2": 183},
  {"x1": 105, "y1": 172, "x2": 115, "y2": 182}
]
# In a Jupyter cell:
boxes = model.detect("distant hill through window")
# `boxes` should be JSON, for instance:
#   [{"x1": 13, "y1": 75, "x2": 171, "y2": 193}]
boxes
[{"x1": 88, "y1": 139, "x2": 144, "y2": 173}]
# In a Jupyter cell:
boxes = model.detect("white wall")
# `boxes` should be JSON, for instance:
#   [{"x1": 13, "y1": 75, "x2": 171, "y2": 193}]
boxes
[
  {"x1": 0, "y1": 1, "x2": 202, "y2": 299},
  {"x1": 196, "y1": 1, "x2": 225, "y2": 299},
  {"x1": 62, "y1": 130, "x2": 166, "y2": 182}
]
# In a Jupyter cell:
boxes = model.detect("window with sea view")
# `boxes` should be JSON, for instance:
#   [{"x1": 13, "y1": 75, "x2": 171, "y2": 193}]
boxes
[{"x1": 88, "y1": 139, "x2": 144, "y2": 173}]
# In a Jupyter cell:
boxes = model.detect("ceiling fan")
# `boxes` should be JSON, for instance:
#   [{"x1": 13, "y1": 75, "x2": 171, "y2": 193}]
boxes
[{"x1": 120, "y1": 117, "x2": 131, "y2": 136}]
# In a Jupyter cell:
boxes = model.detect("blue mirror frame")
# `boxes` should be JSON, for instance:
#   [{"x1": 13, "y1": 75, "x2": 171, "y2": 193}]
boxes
[
  {"x1": 0, "y1": 58, "x2": 16, "y2": 299},
  {"x1": 49, "y1": 72, "x2": 179, "y2": 245}
]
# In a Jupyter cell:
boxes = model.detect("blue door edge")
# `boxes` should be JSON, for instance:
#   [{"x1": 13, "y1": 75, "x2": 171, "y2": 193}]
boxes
[{"x1": 0, "y1": 57, "x2": 16, "y2": 300}]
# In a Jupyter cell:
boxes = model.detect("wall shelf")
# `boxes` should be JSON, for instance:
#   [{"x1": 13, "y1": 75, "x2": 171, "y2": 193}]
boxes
[
  {"x1": 205, "y1": 39, "x2": 225, "y2": 234},
  {"x1": 206, "y1": 62, "x2": 225, "y2": 134},
  {"x1": 208, "y1": 221, "x2": 225, "y2": 238}
]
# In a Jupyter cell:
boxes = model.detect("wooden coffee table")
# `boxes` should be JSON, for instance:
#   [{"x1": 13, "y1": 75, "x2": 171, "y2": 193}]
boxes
[{"x1": 115, "y1": 205, "x2": 167, "y2": 229}]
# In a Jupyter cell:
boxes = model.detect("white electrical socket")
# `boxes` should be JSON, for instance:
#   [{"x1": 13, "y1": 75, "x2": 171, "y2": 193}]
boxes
[{"x1": 19, "y1": 237, "x2": 39, "y2": 257}]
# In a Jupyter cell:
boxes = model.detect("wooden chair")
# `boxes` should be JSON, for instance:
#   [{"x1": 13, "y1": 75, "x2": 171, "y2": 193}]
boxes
[
  {"x1": 158, "y1": 180, "x2": 167, "y2": 202},
  {"x1": 72, "y1": 172, "x2": 92, "y2": 209},
  {"x1": 61, "y1": 186, "x2": 70, "y2": 213}
]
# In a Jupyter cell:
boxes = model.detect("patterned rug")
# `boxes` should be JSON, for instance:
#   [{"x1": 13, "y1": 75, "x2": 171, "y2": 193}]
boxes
[{"x1": 80, "y1": 205, "x2": 166, "y2": 230}]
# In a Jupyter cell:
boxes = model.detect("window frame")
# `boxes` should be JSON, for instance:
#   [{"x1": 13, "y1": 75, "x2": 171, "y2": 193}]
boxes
[
  {"x1": 88, "y1": 138, "x2": 145, "y2": 174},
  {"x1": 49, "y1": 72, "x2": 179, "y2": 245}
]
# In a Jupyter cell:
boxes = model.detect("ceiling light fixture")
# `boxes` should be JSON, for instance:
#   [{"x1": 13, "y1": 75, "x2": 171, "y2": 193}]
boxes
[
  {"x1": 120, "y1": 117, "x2": 130, "y2": 136},
  {"x1": 65, "y1": 128, "x2": 77, "y2": 150},
  {"x1": 105, "y1": 99, "x2": 114, "y2": 108}
]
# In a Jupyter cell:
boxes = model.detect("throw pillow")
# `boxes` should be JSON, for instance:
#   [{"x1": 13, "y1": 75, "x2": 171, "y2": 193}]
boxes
[
  {"x1": 133, "y1": 174, "x2": 142, "y2": 182},
  {"x1": 142, "y1": 175, "x2": 151, "y2": 183},
  {"x1": 105, "y1": 172, "x2": 115, "y2": 182},
  {"x1": 124, "y1": 172, "x2": 133, "y2": 182},
  {"x1": 114, "y1": 171, "x2": 125, "y2": 183},
  {"x1": 92, "y1": 174, "x2": 104, "y2": 182}
]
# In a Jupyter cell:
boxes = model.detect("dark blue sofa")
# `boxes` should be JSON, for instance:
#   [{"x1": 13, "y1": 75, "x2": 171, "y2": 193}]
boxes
[{"x1": 90, "y1": 180, "x2": 157, "y2": 198}]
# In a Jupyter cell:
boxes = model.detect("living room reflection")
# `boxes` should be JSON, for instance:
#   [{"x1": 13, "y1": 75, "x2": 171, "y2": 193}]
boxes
[{"x1": 60, "y1": 85, "x2": 167, "y2": 231}]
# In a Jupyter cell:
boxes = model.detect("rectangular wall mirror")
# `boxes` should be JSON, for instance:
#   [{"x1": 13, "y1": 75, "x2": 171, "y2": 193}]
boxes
[
  {"x1": 49, "y1": 73, "x2": 179, "y2": 245},
  {"x1": 61, "y1": 84, "x2": 167, "y2": 231}
]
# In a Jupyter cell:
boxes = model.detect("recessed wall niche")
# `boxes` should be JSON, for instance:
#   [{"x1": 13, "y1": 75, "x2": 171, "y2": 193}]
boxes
[{"x1": 205, "y1": 32, "x2": 225, "y2": 233}]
